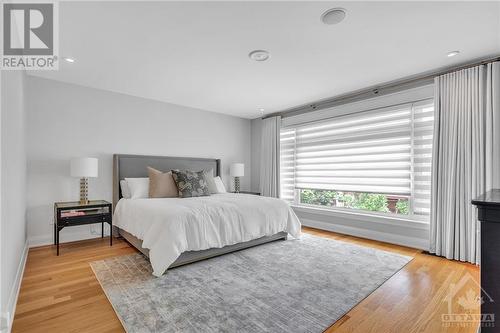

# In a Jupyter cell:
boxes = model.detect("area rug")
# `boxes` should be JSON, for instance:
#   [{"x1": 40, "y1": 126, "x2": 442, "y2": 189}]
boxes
[{"x1": 90, "y1": 234, "x2": 412, "y2": 333}]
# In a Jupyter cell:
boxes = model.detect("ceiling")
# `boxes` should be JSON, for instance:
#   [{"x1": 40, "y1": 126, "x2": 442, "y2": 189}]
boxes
[{"x1": 28, "y1": 1, "x2": 500, "y2": 119}]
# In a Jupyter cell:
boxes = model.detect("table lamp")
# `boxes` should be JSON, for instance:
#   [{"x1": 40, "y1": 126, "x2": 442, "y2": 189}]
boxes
[
  {"x1": 230, "y1": 163, "x2": 244, "y2": 193},
  {"x1": 70, "y1": 157, "x2": 98, "y2": 204}
]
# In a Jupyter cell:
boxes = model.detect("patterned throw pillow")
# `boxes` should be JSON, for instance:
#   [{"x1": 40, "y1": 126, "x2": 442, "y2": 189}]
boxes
[{"x1": 171, "y1": 170, "x2": 211, "y2": 198}]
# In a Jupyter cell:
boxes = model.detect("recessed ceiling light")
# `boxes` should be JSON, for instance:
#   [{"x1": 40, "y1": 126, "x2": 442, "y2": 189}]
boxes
[
  {"x1": 63, "y1": 57, "x2": 76, "y2": 63},
  {"x1": 249, "y1": 50, "x2": 270, "y2": 62},
  {"x1": 447, "y1": 51, "x2": 460, "y2": 58},
  {"x1": 259, "y1": 108, "x2": 265, "y2": 112},
  {"x1": 321, "y1": 8, "x2": 346, "y2": 25}
]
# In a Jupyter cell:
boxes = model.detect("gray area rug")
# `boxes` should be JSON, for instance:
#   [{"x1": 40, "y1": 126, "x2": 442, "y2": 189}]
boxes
[{"x1": 91, "y1": 234, "x2": 412, "y2": 333}]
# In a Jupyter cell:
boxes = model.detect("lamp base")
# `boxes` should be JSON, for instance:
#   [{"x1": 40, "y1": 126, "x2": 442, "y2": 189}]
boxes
[
  {"x1": 234, "y1": 177, "x2": 240, "y2": 193},
  {"x1": 79, "y1": 177, "x2": 89, "y2": 204}
]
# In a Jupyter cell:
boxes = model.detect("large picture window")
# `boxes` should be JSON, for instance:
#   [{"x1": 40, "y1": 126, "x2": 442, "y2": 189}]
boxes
[{"x1": 280, "y1": 99, "x2": 434, "y2": 221}]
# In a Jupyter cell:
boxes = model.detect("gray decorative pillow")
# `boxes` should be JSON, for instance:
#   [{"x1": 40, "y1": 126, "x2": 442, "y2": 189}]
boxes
[{"x1": 171, "y1": 170, "x2": 211, "y2": 198}]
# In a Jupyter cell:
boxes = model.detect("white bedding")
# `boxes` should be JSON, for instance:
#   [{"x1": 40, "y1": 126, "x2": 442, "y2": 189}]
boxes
[{"x1": 114, "y1": 193, "x2": 302, "y2": 276}]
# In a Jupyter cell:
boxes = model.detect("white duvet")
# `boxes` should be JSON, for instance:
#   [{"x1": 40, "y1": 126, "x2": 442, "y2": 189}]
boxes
[{"x1": 113, "y1": 193, "x2": 302, "y2": 276}]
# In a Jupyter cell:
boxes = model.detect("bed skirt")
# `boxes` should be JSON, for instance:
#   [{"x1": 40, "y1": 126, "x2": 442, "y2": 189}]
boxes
[{"x1": 117, "y1": 228, "x2": 288, "y2": 269}]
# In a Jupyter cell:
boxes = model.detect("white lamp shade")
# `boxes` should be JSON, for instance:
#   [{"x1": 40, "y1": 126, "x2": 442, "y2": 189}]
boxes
[
  {"x1": 230, "y1": 163, "x2": 244, "y2": 177},
  {"x1": 70, "y1": 158, "x2": 98, "y2": 178}
]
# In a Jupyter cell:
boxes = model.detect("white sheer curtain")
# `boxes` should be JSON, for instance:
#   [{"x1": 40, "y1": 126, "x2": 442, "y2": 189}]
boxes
[
  {"x1": 260, "y1": 116, "x2": 281, "y2": 197},
  {"x1": 430, "y1": 62, "x2": 500, "y2": 264}
]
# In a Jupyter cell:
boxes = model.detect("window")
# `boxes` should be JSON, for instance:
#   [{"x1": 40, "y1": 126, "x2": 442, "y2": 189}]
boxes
[{"x1": 280, "y1": 99, "x2": 434, "y2": 220}]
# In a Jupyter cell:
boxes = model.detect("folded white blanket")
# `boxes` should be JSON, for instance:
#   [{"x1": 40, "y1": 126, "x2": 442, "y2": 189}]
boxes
[{"x1": 114, "y1": 193, "x2": 302, "y2": 276}]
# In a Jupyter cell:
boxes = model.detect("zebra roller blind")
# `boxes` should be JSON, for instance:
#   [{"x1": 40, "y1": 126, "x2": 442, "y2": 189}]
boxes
[{"x1": 280, "y1": 99, "x2": 434, "y2": 218}]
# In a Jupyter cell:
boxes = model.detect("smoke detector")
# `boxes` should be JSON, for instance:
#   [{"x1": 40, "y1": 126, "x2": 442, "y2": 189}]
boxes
[
  {"x1": 321, "y1": 8, "x2": 346, "y2": 25},
  {"x1": 249, "y1": 50, "x2": 270, "y2": 62}
]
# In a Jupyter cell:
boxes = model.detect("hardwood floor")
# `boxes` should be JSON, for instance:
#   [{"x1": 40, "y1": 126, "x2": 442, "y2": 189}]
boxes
[
  {"x1": 12, "y1": 227, "x2": 480, "y2": 333},
  {"x1": 304, "y1": 227, "x2": 480, "y2": 333}
]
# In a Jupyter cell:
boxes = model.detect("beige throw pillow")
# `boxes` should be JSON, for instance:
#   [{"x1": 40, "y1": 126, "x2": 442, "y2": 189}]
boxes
[{"x1": 147, "y1": 167, "x2": 178, "y2": 198}]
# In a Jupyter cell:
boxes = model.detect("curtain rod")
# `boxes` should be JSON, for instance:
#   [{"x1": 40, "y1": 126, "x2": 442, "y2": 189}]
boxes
[{"x1": 263, "y1": 55, "x2": 500, "y2": 120}]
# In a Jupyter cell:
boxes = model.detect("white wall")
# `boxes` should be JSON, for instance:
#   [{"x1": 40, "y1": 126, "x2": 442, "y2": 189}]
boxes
[
  {"x1": 26, "y1": 76, "x2": 252, "y2": 246},
  {"x1": 1, "y1": 71, "x2": 28, "y2": 331}
]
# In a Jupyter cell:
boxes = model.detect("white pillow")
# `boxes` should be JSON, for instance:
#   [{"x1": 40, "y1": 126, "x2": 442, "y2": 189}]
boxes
[
  {"x1": 203, "y1": 170, "x2": 218, "y2": 194},
  {"x1": 124, "y1": 177, "x2": 149, "y2": 199},
  {"x1": 214, "y1": 176, "x2": 227, "y2": 193},
  {"x1": 120, "y1": 180, "x2": 131, "y2": 199}
]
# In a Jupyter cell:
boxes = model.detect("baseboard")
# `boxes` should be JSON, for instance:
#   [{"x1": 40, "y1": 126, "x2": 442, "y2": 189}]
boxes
[
  {"x1": 301, "y1": 218, "x2": 429, "y2": 250},
  {"x1": 1, "y1": 240, "x2": 29, "y2": 333},
  {"x1": 28, "y1": 230, "x2": 109, "y2": 248}
]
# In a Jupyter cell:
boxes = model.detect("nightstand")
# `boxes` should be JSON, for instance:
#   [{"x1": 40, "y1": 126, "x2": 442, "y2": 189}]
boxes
[
  {"x1": 54, "y1": 200, "x2": 112, "y2": 255},
  {"x1": 232, "y1": 191, "x2": 261, "y2": 195}
]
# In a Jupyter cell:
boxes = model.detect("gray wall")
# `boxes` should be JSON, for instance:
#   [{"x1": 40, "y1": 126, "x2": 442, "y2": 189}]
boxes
[
  {"x1": 1, "y1": 71, "x2": 27, "y2": 325},
  {"x1": 26, "y1": 76, "x2": 252, "y2": 246}
]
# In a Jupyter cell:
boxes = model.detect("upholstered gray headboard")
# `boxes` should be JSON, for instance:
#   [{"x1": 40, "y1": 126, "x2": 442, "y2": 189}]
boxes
[{"x1": 112, "y1": 154, "x2": 221, "y2": 210}]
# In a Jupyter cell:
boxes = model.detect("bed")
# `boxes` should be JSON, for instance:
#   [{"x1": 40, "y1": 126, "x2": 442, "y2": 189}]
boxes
[{"x1": 112, "y1": 154, "x2": 301, "y2": 276}]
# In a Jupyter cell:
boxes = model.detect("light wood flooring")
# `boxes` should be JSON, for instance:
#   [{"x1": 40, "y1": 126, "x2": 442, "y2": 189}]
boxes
[{"x1": 12, "y1": 227, "x2": 480, "y2": 333}]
